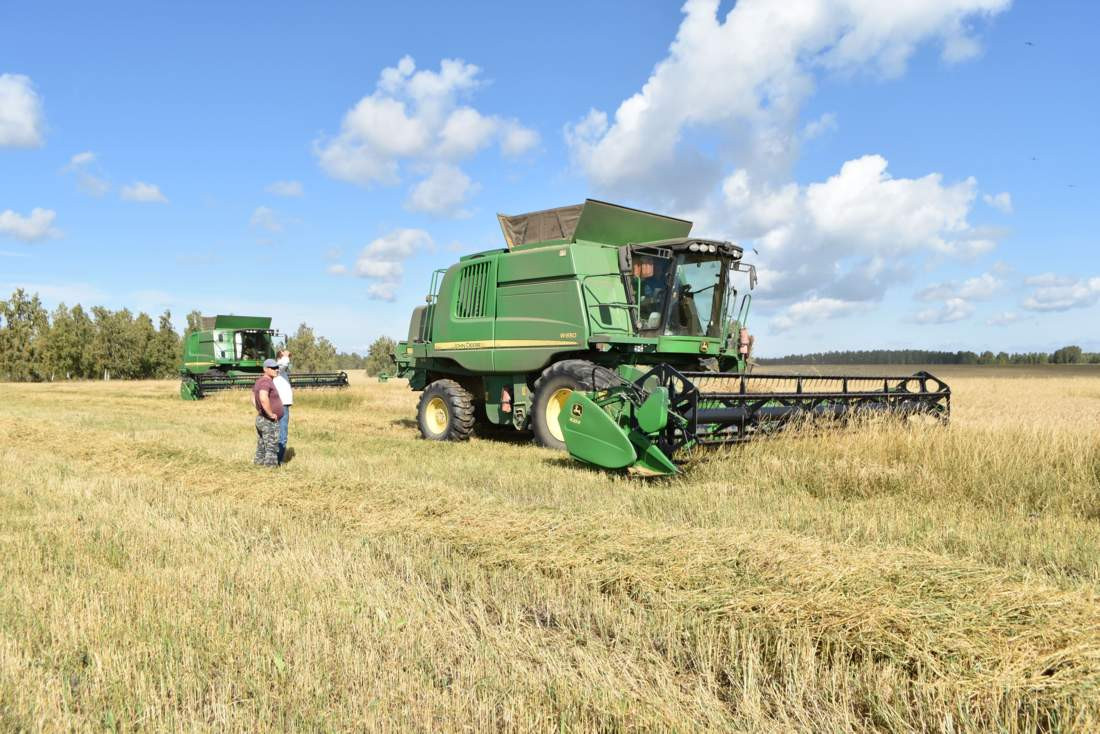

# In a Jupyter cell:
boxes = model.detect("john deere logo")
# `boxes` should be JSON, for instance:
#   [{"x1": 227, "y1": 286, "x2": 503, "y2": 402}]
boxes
[
  {"x1": 571, "y1": 403, "x2": 583, "y2": 417},
  {"x1": 700, "y1": 341, "x2": 709, "y2": 353}
]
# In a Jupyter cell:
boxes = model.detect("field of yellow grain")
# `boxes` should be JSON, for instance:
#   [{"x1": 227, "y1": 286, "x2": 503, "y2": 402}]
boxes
[{"x1": 1, "y1": 367, "x2": 1098, "y2": 731}]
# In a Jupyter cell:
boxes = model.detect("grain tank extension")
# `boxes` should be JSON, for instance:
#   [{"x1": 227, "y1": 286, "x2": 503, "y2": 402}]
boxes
[{"x1": 392, "y1": 200, "x2": 950, "y2": 474}]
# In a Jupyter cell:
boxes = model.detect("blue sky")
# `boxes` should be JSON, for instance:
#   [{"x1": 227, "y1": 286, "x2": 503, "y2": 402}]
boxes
[{"x1": 1, "y1": 0, "x2": 1097, "y2": 355}]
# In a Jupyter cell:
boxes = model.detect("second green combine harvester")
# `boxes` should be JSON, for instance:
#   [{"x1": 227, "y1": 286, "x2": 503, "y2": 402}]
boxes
[
  {"x1": 393, "y1": 200, "x2": 949, "y2": 475},
  {"x1": 179, "y1": 315, "x2": 349, "y2": 400}
]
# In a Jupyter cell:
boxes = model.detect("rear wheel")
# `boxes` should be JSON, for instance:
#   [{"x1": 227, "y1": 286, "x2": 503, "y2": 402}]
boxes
[
  {"x1": 417, "y1": 379, "x2": 475, "y2": 441},
  {"x1": 531, "y1": 360, "x2": 616, "y2": 450}
]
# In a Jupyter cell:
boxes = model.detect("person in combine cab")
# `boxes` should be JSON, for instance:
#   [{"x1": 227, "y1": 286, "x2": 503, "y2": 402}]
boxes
[
  {"x1": 273, "y1": 349, "x2": 293, "y2": 463},
  {"x1": 252, "y1": 358, "x2": 284, "y2": 466}
]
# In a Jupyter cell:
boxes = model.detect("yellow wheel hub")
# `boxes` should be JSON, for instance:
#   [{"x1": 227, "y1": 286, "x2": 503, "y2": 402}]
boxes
[
  {"x1": 425, "y1": 396, "x2": 449, "y2": 435},
  {"x1": 545, "y1": 387, "x2": 573, "y2": 443}
]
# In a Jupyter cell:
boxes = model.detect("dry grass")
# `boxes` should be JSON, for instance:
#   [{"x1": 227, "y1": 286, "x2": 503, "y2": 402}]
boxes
[{"x1": 1, "y1": 366, "x2": 1099, "y2": 731}]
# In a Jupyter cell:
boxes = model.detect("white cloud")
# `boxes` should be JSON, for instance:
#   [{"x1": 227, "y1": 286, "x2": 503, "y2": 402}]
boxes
[
  {"x1": 314, "y1": 56, "x2": 538, "y2": 217},
  {"x1": 499, "y1": 119, "x2": 539, "y2": 156},
  {"x1": 120, "y1": 181, "x2": 168, "y2": 203},
  {"x1": 982, "y1": 191, "x2": 1013, "y2": 213},
  {"x1": 916, "y1": 272, "x2": 1001, "y2": 301},
  {"x1": 1021, "y1": 275, "x2": 1100, "y2": 312},
  {"x1": 249, "y1": 206, "x2": 283, "y2": 233},
  {"x1": 366, "y1": 282, "x2": 400, "y2": 301},
  {"x1": 327, "y1": 264, "x2": 348, "y2": 276},
  {"x1": 68, "y1": 151, "x2": 95, "y2": 167},
  {"x1": 802, "y1": 112, "x2": 837, "y2": 140},
  {"x1": 915, "y1": 297, "x2": 975, "y2": 324},
  {"x1": 348, "y1": 228, "x2": 434, "y2": 301},
  {"x1": 0, "y1": 281, "x2": 106, "y2": 305},
  {"x1": 405, "y1": 164, "x2": 478, "y2": 217},
  {"x1": 986, "y1": 311, "x2": 1019, "y2": 326},
  {"x1": 1025, "y1": 272, "x2": 1075, "y2": 287},
  {"x1": 0, "y1": 74, "x2": 44, "y2": 147},
  {"x1": 0, "y1": 208, "x2": 60, "y2": 242},
  {"x1": 771, "y1": 297, "x2": 867, "y2": 332},
  {"x1": 562, "y1": 0, "x2": 1006, "y2": 334},
  {"x1": 265, "y1": 180, "x2": 304, "y2": 197},
  {"x1": 64, "y1": 151, "x2": 110, "y2": 197},
  {"x1": 78, "y1": 174, "x2": 110, "y2": 197},
  {"x1": 697, "y1": 155, "x2": 993, "y2": 313},
  {"x1": 566, "y1": 0, "x2": 1008, "y2": 205}
]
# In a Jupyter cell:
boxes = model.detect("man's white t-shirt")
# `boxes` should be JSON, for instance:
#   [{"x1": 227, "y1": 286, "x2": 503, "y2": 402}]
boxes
[{"x1": 273, "y1": 373, "x2": 293, "y2": 406}]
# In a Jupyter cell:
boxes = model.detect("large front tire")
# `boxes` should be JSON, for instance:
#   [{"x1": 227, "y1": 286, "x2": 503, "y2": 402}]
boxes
[
  {"x1": 417, "y1": 379, "x2": 476, "y2": 441},
  {"x1": 531, "y1": 360, "x2": 616, "y2": 450}
]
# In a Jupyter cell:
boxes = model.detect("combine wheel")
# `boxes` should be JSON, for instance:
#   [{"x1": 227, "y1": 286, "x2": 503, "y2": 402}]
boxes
[
  {"x1": 531, "y1": 359, "x2": 616, "y2": 450},
  {"x1": 417, "y1": 379, "x2": 476, "y2": 442}
]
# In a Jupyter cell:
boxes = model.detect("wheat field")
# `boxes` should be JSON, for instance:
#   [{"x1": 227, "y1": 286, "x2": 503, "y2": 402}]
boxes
[{"x1": 1, "y1": 367, "x2": 1098, "y2": 731}]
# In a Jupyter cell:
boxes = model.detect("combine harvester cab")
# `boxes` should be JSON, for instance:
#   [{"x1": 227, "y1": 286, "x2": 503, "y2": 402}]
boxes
[
  {"x1": 179, "y1": 315, "x2": 349, "y2": 399},
  {"x1": 392, "y1": 199, "x2": 950, "y2": 473}
]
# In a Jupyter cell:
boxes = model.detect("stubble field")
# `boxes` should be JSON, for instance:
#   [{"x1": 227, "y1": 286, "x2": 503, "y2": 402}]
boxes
[{"x1": 1, "y1": 366, "x2": 1099, "y2": 731}]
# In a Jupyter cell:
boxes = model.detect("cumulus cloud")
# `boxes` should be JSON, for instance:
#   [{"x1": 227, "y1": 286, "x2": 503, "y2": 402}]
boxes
[
  {"x1": 986, "y1": 311, "x2": 1019, "y2": 326},
  {"x1": 0, "y1": 208, "x2": 60, "y2": 242},
  {"x1": 802, "y1": 112, "x2": 837, "y2": 140},
  {"x1": 916, "y1": 272, "x2": 1001, "y2": 301},
  {"x1": 1025, "y1": 272, "x2": 1075, "y2": 288},
  {"x1": 64, "y1": 150, "x2": 110, "y2": 196},
  {"x1": 405, "y1": 164, "x2": 478, "y2": 217},
  {"x1": 249, "y1": 206, "x2": 284, "y2": 233},
  {"x1": 315, "y1": 56, "x2": 538, "y2": 217},
  {"x1": 563, "y1": 0, "x2": 1007, "y2": 337},
  {"x1": 982, "y1": 191, "x2": 1012, "y2": 213},
  {"x1": 701, "y1": 154, "x2": 993, "y2": 327},
  {"x1": 915, "y1": 297, "x2": 975, "y2": 324},
  {"x1": 0, "y1": 73, "x2": 44, "y2": 147},
  {"x1": 771, "y1": 297, "x2": 867, "y2": 332},
  {"x1": 346, "y1": 229, "x2": 434, "y2": 301},
  {"x1": 1021, "y1": 274, "x2": 1100, "y2": 312},
  {"x1": 266, "y1": 180, "x2": 304, "y2": 197},
  {"x1": 120, "y1": 181, "x2": 168, "y2": 203},
  {"x1": 566, "y1": 0, "x2": 1008, "y2": 205}
]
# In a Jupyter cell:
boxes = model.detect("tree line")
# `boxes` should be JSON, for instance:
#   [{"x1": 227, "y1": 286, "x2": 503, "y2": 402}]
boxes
[
  {"x1": 759, "y1": 347, "x2": 1100, "y2": 366},
  {"x1": 0, "y1": 289, "x2": 396, "y2": 382}
]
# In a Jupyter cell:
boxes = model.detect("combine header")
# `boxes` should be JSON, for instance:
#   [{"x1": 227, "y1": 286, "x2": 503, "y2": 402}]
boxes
[
  {"x1": 179, "y1": 315, "x2": 348, "y2": 399},
  {"x1": 391, "y1": 200, "x2": 950, "y2": 474}
]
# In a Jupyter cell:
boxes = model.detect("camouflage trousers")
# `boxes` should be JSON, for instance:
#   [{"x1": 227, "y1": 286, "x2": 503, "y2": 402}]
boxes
[{"x1": 254, "y1": 415, "x2": 280, "y2": 466}]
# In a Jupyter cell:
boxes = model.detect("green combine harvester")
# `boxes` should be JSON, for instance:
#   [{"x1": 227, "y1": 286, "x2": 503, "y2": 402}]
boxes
[
  {"x1": 392, "y1": 200, "x2": 950, "y2": 475},
  {"x1": 179, "y1": 315, "x2": 349, "y2": 400}
]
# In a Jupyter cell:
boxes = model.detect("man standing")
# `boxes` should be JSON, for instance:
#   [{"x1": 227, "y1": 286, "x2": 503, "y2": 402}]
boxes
[
  {"x1": 273, "y1": 349, "x2": 293, "y2": 464},
  {"x1": 252, "y1": 359, "x2": 284, "y2": 466}
]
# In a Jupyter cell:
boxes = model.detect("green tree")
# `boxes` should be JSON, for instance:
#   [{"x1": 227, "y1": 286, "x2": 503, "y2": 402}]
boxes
[
  {"x1": 0, "y1": 289, "x2": 50, "y2": 381},
  {"x1": 1051, "y1": 345, "x2": 1083, "y2": 364},
  {"x1": 284, "y1": 323, "x2": 317, "y2": 371},
  {"x1": 43, "y1": 303, "x2": 90, "y2": 379},
  {"x1": 181, "y1": 309, "x2": 204, "y2": 358},
  {"x1": 146, "y1": 310, "x2": 181, "y2": 377},
  {"x1": 285, "y1": 322, "x2": 339, "y2": 372},
  {"x1": 364, "y1": 336, "x2": 396, "y2": 376},
  {"x1": 133, "y1": 312, "x2": 159, "y2": 377},
  {"x1": 89, "y1": 307, "x2": 143, "y2": 379}
]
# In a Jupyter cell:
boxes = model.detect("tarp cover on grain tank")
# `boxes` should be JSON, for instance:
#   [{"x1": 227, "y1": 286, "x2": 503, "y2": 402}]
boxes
[
  {"x1": 497, "y1": 199, "x2": 692, "y2": 249},
  {"x1": 201, "y1": 315, "x2": 272, "y2": 330}
]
